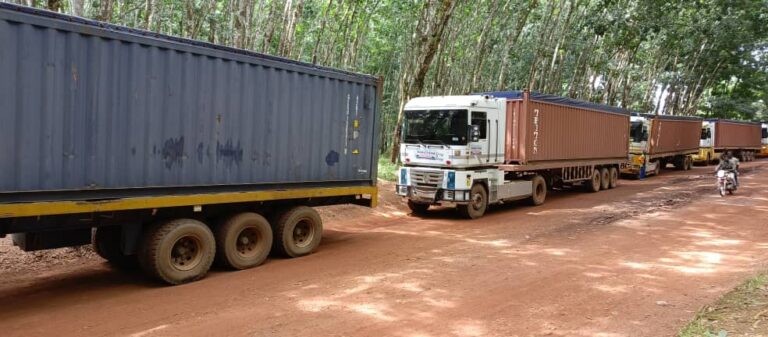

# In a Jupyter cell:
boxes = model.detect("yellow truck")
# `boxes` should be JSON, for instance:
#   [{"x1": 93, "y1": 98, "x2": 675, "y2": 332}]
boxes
[{"x1": 693, "y1": 119, "x2": 762, "y2": 164}]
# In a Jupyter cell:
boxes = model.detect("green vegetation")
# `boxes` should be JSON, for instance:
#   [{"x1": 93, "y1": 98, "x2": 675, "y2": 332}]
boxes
[
  {"x1": 679, "y1": 272, "x2": 768, "y2": 337},
  {"x1": 22, "y1": 0, "x2": 768, "y2": 159},
  {"x1": 377, "y1": 156, "x2": 398, "y2": 182}
]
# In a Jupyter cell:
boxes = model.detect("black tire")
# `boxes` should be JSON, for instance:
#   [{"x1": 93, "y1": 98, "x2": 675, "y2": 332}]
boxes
[
  {"x1": 458, "y1": 184, "x2": 488, "y2": 219},
  {"x1": 653, "y1": 161, "x2": 661, "y2": 176},
  {"x1": 215, "y1": 212, "x2": 273, "y2": 270},
  {"x1": 271, "y1": 206, "x2": 323, "y2": 258},
  {"x1": 685, "y1": 156, "x2": 693, "y2": 170},
  {"x1": 138, "y1": 219, "x2": 215, "y2": 285},
  {"x1": 407, "y1": 200, "x2": 430, "y2": 215},
  {"x1": 528, "y1": 175, "x2": 547, "y2": 206},
  {"x1": 600, "y1": 168, "x2": 610, "y2": 190},
  {"x1": 585, "y1": 169, "x2": 601, "y2": 193},
  {"x1": 608, "y1": 167, "x2": 618, "y2": 189},
  {"x1": 92, "y1": 226, "x2": 138, "y2": 270}
]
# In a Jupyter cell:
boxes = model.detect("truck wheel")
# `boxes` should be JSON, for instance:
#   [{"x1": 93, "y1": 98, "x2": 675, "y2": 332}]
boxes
[
  {"x1": 407, "y1": 200, "x2": 430, "y2": 215},
  {"x1": 92, "y1": 226, "x2": 138, "y2": 270},
  {"x1": 271, "y1": 206, "x2": 323, "y2": 258},
  {"x1": 585, "y1": 169, "x2": 601, "y2": 193},
  {"x1": 458, "y1": 184, "x2": 488, "y2": 219},
  {"x1": 138, "y1": 219, "x2": 215, "y2": 285},
  {"x1": 528, "y1": 175, "x2": 547, "y2": 206},
  {"x1": 600, "y1": 168, "x2": 610, "y2": 190},
  {"x1": 685, "y1": 157, "x2": 693, "y2": 170},
  {"x1": 653, "y1": 161, "x2": 661, "y2": 176},
  {"x1": 608, "y1": 167, "x2": 618, "y2": 189},
  {"x1": 215, "y1": 212, "x2": 273, "y2": 270}
]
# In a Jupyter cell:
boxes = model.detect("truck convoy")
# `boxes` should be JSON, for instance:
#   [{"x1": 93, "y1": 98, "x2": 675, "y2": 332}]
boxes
[
  {"x1": 621, "y1": 113, "x2": 702, "y2": 177},
  {"x1": 395, "y1": 91, "x2": 629, "y2": 219},
  {"x1": 693, "y1": 119, "x2": 762, "y2": 164},
  {"x1": 0, "y1": 4, "x2": 380, "y2": 284}
]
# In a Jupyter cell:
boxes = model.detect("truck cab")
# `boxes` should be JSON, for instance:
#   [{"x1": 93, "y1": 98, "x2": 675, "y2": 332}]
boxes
[
  {"x1": 761, "y1": 123, "x2": 768, "y2": 157},
  {"x1": 396, "y1": 96, "x2": 530, "y2": 218},
  {"x1": 693, "y1": 120, "x2": 717, "y2": 164},
  {"x1": 623, "y1": 115, "x2": 654, "y2": 175}
]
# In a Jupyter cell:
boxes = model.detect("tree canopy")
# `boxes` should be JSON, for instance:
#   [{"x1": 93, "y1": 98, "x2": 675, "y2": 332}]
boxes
[{"x1": 12, "y1": 0, "x2": 768, "y2": 154}]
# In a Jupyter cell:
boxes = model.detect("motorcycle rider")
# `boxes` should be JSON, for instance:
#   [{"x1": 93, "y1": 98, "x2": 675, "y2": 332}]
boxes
[
  {"x1": 728, "y1": 152, "x2": 740, "y2": 186},
  {"x1": 714, "y1": 152, "x2": 737, "y2": 187}
]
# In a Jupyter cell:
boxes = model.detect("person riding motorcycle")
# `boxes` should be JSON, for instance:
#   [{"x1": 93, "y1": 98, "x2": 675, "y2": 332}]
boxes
[{"x1": 715, "y1": 153, "x2": 738, "y2": 187}]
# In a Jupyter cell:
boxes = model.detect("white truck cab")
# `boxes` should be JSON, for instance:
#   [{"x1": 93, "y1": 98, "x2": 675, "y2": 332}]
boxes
[{"x1": 396, "y1": 95, "x2": 533, "y2": 219}]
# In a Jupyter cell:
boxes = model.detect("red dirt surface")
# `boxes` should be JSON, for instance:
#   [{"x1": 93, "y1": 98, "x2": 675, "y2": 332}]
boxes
[{"x1": 1, "y1": 161, "x2": 768, "y2": 337}]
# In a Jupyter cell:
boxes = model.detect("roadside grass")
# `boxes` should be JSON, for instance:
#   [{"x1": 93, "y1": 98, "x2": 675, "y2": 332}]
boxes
[
  {"x1": 378, "y1": 156, "x2": 399, "y2": 182},
  {"x1": 679, "y1": 271, "x2": 768, "y2": 337}
]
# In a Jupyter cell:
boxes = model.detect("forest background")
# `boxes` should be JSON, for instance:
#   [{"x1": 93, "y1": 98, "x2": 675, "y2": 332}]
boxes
[{"x1": 7, "y1": 0, "x2": 768, "y2": 159}]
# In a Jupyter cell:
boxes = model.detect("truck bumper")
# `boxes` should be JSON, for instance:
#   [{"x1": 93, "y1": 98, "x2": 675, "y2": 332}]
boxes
[{"x1": 396, "y1": 185, "x2": 471, "y2": 205}]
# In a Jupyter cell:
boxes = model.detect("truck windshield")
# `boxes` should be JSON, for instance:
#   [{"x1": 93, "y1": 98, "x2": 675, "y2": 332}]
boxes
[
  {"x1": 630, "y1": 121, "x2": 646, "y2": 142},
  {"x1": 403, "y1": 109, "x2": 469, "y2": 146}
]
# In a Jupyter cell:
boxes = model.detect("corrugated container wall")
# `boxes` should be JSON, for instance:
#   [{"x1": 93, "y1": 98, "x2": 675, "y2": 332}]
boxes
[
  {"x1": 505, "y1": 99, "x2": 629, "y2": 164},
  {"x1": 0, "y1": 5, "x2": 380, "y2": 202},
  {"x1": 648, "y1": 117, "x2": 702, "y2": 155},
  {"x1": 714, "y1": 121, "x2": 762, "y2": 148}
]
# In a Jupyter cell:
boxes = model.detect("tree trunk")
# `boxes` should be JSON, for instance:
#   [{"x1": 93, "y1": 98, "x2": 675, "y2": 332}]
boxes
[
  {"x1": 390, "y1": 0, "x2": 457, "y2": 163},
  {"x1": 70, "y1": 0, "x2": 84, "y2": 16},
  {"x1": 311, "y1": 0, "x2": 334, "y2": 64},
  {"x1": 47, "y1": 0, "x2": 61, "y2": 12},
  {"x1": 497, "y1": 0, "x2": 537, "y2": 90},
  {"x1": 144, "y1": 0, "x2": 158, "y2": 30},
  {"x1": 96, "y1": 0, "x2": 113, "y2": 22},
  {"x1": 233, "y1": 0, "x2": 253, "y2": 49}
]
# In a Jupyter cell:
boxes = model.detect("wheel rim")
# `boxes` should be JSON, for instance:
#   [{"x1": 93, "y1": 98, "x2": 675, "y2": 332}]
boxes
[
  {"x1": 171, "y1": 235, "x2": 203, "y2": 271},
  {"x1": 593, "y1": 173, "x2": 600, "y2": 188},
  {"x1": 293, "y1": 219, "x2": 316, "y2": 248},
  {"x1": 236, "y1": 227, "x2": 262, "y2": 258},
  {"x1": 471, "y1": 191, "x2": 485, "y2": 211}
]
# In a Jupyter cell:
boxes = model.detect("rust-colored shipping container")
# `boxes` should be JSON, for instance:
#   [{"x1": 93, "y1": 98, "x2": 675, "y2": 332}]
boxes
[
  {"x1": 502, "y1": 92, "x2": 629, "y2": 165},
  {"x1": 646, "y1": 115, "x2": 702, "y2": 155},
  {"x1": 713, "y1": 119, "x2": 762, "y2": 149}
]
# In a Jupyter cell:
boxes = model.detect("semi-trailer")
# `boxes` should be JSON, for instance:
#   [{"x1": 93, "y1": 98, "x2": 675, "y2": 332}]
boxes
[
  {"x1": 621, "y1": 113, "x2": 702, "y2": 177},
  {"x1": 693, "y1": 119, "x2": 762, "y2": 164},
  {"x1": 0, "y1": 4, "x2": 380, "y2": 284},
  {"x1": 395, "y1": 91, "x2": 629, "y2": 219}
]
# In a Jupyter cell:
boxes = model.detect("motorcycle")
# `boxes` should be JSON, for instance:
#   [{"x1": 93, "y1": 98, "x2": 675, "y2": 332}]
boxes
[{"x1": 716, "y1": 169, "x2": 737, "y2": 196}]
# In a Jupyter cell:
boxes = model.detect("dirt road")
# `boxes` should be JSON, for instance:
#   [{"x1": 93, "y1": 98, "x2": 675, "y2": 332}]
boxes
[{"x1": 2, "y1": 161, "x2": 768, "y2": 337}]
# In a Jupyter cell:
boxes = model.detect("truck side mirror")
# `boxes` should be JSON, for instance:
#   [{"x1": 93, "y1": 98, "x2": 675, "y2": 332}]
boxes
[{"x1": 469, "y1": 125, "x2": 480, "y2": 142}]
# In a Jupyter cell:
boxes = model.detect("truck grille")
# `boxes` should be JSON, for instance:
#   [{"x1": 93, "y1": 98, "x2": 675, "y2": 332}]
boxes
[{"x1": 410, "y1": 170, "x2": 443, "y2": 187}]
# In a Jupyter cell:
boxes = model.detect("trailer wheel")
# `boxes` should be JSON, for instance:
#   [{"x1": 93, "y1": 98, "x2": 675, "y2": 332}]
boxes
[
  {"x1": 92, "y1": 226, "x2": 138, "y2": 270},
  {"x1": 600, "y1": 168, "x2": 610, "y2": 190},
  {"x1": 215, "y1": 212, "x2": 273, "y2": 270},
  {"x1": 684, "y1": 156, "x2": 693, "y2": 170},
  {"x1": 528, "y1": 175, "x2": 547, "y2": 206},
  {"x1": 585, "y1": 169, "x2": 601, "y2": 193},
  {"x1": 271, "y1": 206, "x2": 323, "y2": 258},
  {"x1": 138, "y1": 219, "x2": 215, "y2": 285},
  {"x1": 458, "y1": 184, "x2": 488, "y2": 219},
  {"x1": 608, "y1": 167, "x2": 618, "y2": 189},
  {"x1": 407, "y1": 200, "x2": 430, "y2": 215}
]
